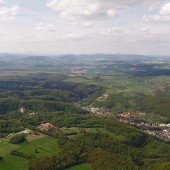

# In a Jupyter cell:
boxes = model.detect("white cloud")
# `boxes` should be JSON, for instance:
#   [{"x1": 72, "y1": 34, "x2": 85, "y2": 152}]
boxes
[
  {"x1": 47, "y1": 0, "x2": 122, "y2": 21},
  {"x1": 64, "y1": 33, "x2": 86, "y2": 40},
  {"x1": 143, "y1": 2, "x2": 170, "y2": 22},
  {"x1": 160, "y1": 2, "x2": 170, "y2": 16},
  {"x1": 0, "y1": 30, "x2": 8, "y2": 36},
  {"x1": 0, "y1": 0, "x2": 5, "y2": 4},
  {"x1": 100, "y1": 27, "x2": 122, "y2": 36},
  {"x1": 107, "y1": 9, "x2": 118, "y2": 17},
  {"x1": 108, "y1": 27, "x2": 122, "y2": 34},
  {"x1": 16, "y1": 35, "x2": 49, "y2": 43},
  {"x1": 35, "y1": 23, "x2": 56, "y2": 32},
  {"x1": 81, "y1": 21, "x2": 93, "y2": 28},
  {"x1": 47, "y1": 0, "x2": 161, "y2": 21},
  {"x1": 141, "y1": 27, "x2": 150, "y2": 33},
  {"x1": 148, "y1": 1, "x2": 161, "y2": 11},
  {"x1": 142, "y1": 15, "x2": 159, "y2": 22},
  {"x1": 71, "y1": 21, "x2": 93, "y2": 28},
  {"x1": 0, "y1": 5, "x2": 20, "y2": 20}
]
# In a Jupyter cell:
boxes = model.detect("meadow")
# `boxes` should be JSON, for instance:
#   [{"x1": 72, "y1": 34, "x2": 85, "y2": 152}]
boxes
[{"x1": 0, "y1": 134, "x2": 59, "y2": 170}]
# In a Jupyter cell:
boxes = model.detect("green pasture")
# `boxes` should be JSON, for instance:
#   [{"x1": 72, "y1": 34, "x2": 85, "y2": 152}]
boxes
[
  {"x1": 61, "y1": 127, "x2": 126, "y2": 142},
  {"x1": 0, "y1": 135, "x2": 59, "y2": 170},
  {"x1": 19, "y1": 135, "x2": 59, "y2": 157}
]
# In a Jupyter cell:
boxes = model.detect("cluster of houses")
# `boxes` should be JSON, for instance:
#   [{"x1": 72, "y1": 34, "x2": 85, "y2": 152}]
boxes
[
  {"x1": 90, "y1": 107, "x2": 101, "y2": 113},
  {"x1": 116, "y1": 111, "x2": 170, "y2": 142},
  {"x1": 144, "y1": 129, "x2": 170, "y2": 142},
  {"x1": 36, "y1": 123, "x2": 56, "y2": 132},
  {"x1": 117, "y1": 112, "x2": 135, "y2": 119}
]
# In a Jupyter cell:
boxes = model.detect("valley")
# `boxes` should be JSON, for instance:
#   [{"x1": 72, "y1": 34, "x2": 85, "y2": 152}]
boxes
[{"x1": 0, "y1": 54, "x2": 170, "y2": 170}]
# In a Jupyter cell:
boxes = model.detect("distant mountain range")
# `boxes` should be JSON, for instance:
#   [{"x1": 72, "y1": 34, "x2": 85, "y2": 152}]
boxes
[{"x1": 0, "y1": 53, "x2": 170, "y2": 62}]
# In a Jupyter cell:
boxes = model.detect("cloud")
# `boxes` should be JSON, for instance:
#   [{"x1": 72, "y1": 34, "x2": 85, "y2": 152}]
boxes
[
  {"x1": 107, "y1": 9, "x2": 118, "y2": 17},
  {"x1": 64, "y1": 33, "x2": 86, "y2": 40},
  {"x1": 0, "y1": 30, "x2": 8, "y2": 36},
  {"x1": 0, "y1": 32, "x2": 5, "y2": 36},
  {"x1": 47, "y1": 0, "x2": 161, "y2": 21},
  {"x1": 81, "y1": 21, "x2": 93, "y2": 28},
  {"x1": 141, "y1": 27, "x2": 150, "y2": 33},
  {"x1": 0, "y1": 5, "x2": 20, "y2": 20},
  {"x1": 35, "y1": 23, "x2": 56, "y2": 32},
  {"x1": 108, "y1": 27, "x2": 122, "y2": 33},
  {"x1": 46, "y1": 0, "x2": 122, "y2": 21},
  {"x1": 0, "y1": 0, "x2": 5, "y2": 4},
  {"x1": 100, "y1": 27, "x2": 122, "y2": 35},
  {"x1": 72, "y1": 21, "x2": 93, "y2": 28},
  {"x1": 159, "y1": 2, "x2": 170, "y2": 16},
  {"x1": 143, "y1": 2, "x2": 170, "y2": 22}
]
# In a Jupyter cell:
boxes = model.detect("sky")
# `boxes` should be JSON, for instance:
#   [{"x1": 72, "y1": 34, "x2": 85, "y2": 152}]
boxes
[{"x1": 0, "y1": 0, "x2": 170, "y2": 55}]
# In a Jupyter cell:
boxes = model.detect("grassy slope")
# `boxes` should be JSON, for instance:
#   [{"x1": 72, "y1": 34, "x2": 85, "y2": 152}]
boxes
[
  {"x1": 0, "y1": 141, "x2": 27, "y2": 170},
  {"x1": 0, "y1": 135, "x2": 59, "y2": 170},
  {"x1": 20, "y1": 136, "x2": 59, "y2": 157}
]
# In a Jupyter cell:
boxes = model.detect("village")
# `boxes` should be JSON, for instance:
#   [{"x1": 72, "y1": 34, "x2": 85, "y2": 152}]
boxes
[
  {"x1": 116, "y1": 112, "x2": 170, "y2": 142},
  {"x1": 77, "y1": 102, "x2": 170, "y2": 143}
]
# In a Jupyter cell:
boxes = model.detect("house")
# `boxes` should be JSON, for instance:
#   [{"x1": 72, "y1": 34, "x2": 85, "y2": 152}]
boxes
[
  {"x1": 117, "y1": 112, "x2": 135, "y2": 119},
  {"x1": 36, "y1": 123, "x2": 56, "y2": 132},
  {"x1": 19, "y1": 106, "x2": 26, "y2": 113},
  {"x1": 29, "y1": 112, "x2": 38, "y2": 117}
]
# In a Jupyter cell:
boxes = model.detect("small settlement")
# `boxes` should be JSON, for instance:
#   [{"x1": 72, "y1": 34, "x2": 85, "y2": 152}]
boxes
[
  {"x1": 116, "y1": 112, "x2": 170, "y2": 142},
  {"x1": 36, "y1": 123, "x2": 56, "y2": 132}
]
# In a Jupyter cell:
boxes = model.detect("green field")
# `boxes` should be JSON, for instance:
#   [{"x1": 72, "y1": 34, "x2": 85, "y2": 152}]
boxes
[
  {"x1": 20, "y1": 135, "x2": 59, "y2": 157},
  {"x1": 63, "y1": 76, "x2": 100, "y2": 85},
  {"x1": 0, "y1": 135, "x2": 59, "y2": 170},
  {"x1": 103, "y1": 76, "x2": 154, "y2": 95},
  {"x1": 0, "y1": 141, "x2": 27, "y2": 170},
  {"x1": 61, "y1": 127, "x2": 126, "y2": 142}
]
